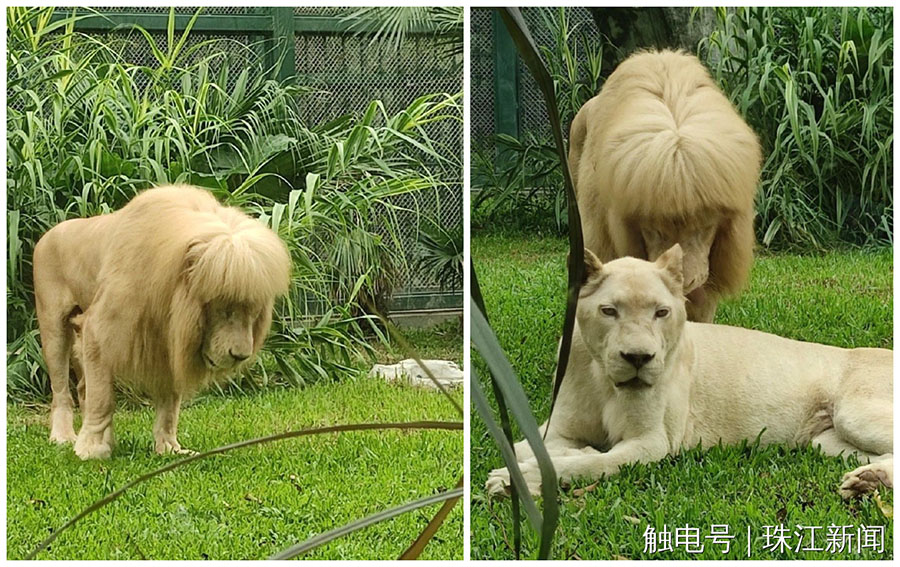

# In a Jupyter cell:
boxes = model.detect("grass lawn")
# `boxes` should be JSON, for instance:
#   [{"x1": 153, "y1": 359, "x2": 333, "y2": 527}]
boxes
[
  {"x1": 470, "y1": 232, "x2": 893, "y2": 560},
  {"x1": 7, "y1": 322, "x2": 463, "y2": 560}
]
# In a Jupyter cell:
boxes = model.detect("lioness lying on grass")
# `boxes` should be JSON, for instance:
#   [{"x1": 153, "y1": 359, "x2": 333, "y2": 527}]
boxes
[{"x1": 486, "y1": 245, "x2": 892, "y2": 499}]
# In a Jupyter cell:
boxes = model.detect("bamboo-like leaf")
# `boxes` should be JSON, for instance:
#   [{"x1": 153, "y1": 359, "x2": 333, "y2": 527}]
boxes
[
  {"x1": 471, "y1": 265, "x2": 523, "y2": 557},
  {"x1": 498, "y1": 8, "x2": 585, "y2": 440},
  {"x1": 398, "y1": 477, "x2": 464, "y2": 559},
  {"x1": 471, "y1": 300, "x2": 559, "y2": 559},
  {"x1": 269, "y1": 486, "x2": 465, "y2": 560}
]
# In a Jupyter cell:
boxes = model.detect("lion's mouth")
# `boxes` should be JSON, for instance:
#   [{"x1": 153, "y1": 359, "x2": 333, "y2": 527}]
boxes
[{"x1": 614, "y1": 376, "x2": 651, "y2": 390}]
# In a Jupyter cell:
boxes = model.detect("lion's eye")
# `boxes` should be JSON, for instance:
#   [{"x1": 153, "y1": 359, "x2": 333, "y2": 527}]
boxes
[
  {"x1": 600, "y1": 306, "x2": 618, "y2": 317},
  {"x1": 655, "y1": 308, "x2": 670, "y2": 318}
]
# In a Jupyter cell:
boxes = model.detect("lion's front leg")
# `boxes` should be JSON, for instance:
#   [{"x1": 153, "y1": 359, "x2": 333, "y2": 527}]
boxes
[
  {"x1": 490, "y1": 436, "x2": 670, "y2": 497},
  {"x1": 552, "y1": 436, "x2": 670, "y2": 491},
  {"x1": 153, "y1": 393, "x2": 194, "y2": 455},
  {"x1": 73, "y1": 331, "x2": 116, "y2": 460},
  {"x1": 485, "y1": 429, "x2": 602, "y2": 497}
]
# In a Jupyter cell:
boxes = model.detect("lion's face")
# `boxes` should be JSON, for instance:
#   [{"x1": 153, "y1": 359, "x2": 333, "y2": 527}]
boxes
[
  {"x1": 576, "y1": 246, "x2": 687, "y2": 389},
  {"x1": 201, "y1": 300, "x2": 262, "y2": 371},
  {"x1": 640, "y1": 217, "x2": 718, "y2": 294}
]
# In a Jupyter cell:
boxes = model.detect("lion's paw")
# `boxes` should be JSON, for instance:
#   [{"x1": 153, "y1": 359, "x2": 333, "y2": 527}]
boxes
[
  {"x1": 49, "y1": 409, "x2": 77, "y2": 444},
  {"x1": 486, "y1": 467, "x2": 511, "y2": 496},
  {"x1": 155, "y1": 438, "x2": 198, "y2": 456},
  {"x1": 840, "y1": 461, "x2": 893, "y2": 499},
  {"x1": 49, "y1": 428, "x2": 77, "y2": 444},
  {"x1": 486, "y1": 461, "x2": 543, "y2": 498},
  {"x1": 74, "y1": 436, "x2": 113, "y2": 460}
]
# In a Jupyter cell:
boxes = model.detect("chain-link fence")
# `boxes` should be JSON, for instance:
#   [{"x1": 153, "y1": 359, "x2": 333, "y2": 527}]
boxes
[
  {"x1": 49, "y1": 7, "x2": 462, "y2": 312},
  {"x1": 471, "y1": 7, "x2": 600, "y2": 156}
]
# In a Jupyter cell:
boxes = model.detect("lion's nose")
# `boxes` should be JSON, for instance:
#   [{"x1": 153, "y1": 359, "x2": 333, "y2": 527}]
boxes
[
  {"x1": 620, "y1": 351, "x2": 654, "y2": 369},
  {"x1": 229, "y1": 349, "x2": 250, "y2": 362}
]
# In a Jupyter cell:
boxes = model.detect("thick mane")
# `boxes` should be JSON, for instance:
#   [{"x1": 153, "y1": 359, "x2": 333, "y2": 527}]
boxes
[
  {"x1": 596, "y1": 50, "x2": 761, "y2": 218},
  {"x1": 184, "y1": 208, "x2": 292, "y2": 305},
  {"x1": 99, "y1": 185, "x2": 290, "y2": 391}
]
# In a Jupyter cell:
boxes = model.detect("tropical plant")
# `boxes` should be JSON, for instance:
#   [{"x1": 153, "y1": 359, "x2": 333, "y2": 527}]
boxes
[
  {"x1": 342, "y1": 6, "x2": 464, "y2": 62},
  {"x1": 698, "y1": 6, "x2": 893, "y2": 249},
  {"x1": 472, "y1": 133, "x2": 567, "y2": 232},
  {"x1": 414, "y1": 216, "x2": 463, "y2": 291},
  {"x1": 6, "y1": 7, "x2": 462, "y2": 400}
]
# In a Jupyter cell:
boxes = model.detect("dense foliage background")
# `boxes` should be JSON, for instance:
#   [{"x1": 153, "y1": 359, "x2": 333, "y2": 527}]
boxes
[{"x1": 472, "y1": 6, "x2": 893, "y2": 249}]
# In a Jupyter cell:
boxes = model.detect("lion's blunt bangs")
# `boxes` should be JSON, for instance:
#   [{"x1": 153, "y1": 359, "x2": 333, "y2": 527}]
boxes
[{"x1": 182, "y1": 214, "x2": 292, "y2": 306}]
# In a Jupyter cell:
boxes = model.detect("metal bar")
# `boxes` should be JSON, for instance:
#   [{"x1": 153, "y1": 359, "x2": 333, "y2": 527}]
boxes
[
  {"x1": 300, "y1": 292, "x2": 461, "y2": 315},
  {"x1": 49, "y1": 12, "x2": 446, "y2": 36},
  {"x1": 292, "y1": 15, "x2": 438, "y2": 35},
  {"x1": 492, "y1": 10, "x2": 519, "y2": 138},
  {"x1": 271, "y1": 7, "x2": 295, "y2": 81},
  {"x1": 49, "y1": 11, "x2": 275, "y2": 34},
  {"x1": 388, "y1": 292, "x2": 463, "y2": 312}
]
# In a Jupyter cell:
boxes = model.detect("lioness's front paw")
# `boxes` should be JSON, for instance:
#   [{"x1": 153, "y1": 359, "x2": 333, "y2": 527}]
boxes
[
  {"x1": 840, "y1": 462, "x2": 892, "y2": 499},
  {"x1": 486, "y1": 467, "x2": 511, "y2": 496},
  {"x1": 73, "y1": 436, "x2": 113, "y2": 460},
  {"x1": 486, "y1": 461, "x2": 543, "y2": 497}
]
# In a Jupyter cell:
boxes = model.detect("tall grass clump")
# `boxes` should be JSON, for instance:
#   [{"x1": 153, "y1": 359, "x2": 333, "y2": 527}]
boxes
[
  {"x1": 6, "y1": 8, "x2": 462, "y2": 401},
  {"x1": 699, "y1": 7, "x2": 892, "y2": 248}
]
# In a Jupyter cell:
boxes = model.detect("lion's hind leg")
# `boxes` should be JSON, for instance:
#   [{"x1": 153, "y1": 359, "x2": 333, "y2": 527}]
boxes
[
  {"x1": 823, "y1": 378, "x2": 893, "y2": 499},
  {"x1": 840, "y1": 454, "x2": 893, "y2": 499},
  {"x1": 38, "y1": 305, "x2": 79, "y2": 444},
  {"x1": 73, "y1": 315, "x2": 117, "y2": 460}
]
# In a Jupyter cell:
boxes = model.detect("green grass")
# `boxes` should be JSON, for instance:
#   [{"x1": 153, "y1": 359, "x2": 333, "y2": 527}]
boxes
[
  {"x1": 470, "y1": 233, "x2": 893, "y2": 560},
  {"x1": 7, "y1": 378, "x2": 463, "y2": 560}
]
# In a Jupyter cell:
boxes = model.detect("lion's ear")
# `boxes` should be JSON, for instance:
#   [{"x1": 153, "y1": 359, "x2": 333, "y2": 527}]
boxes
[
  {"x1": 655, "y1": 244, "x2": 684, "y2": 289},
  {"x1": 583, "y1": 248, "x2": 603, "y2": 282},
  {"x1": 569, "y1": 248, "x2": 603, "y2": 285}
]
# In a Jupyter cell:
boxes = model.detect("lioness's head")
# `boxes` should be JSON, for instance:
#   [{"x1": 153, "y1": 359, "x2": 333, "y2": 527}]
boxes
[
  {"x1": 200, "y1": 299, "x2": 271, "y2": 371},
  {"x1": 576, "y1": 245, "x2": 687, "y2": 389}
]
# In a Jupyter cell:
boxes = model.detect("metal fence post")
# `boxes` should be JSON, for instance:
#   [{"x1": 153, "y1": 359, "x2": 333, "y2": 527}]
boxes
[
  {"x1": 270, "y1": 7, "x2": 295, "y2": 81},
  {"x1": 492, "y1": 10, "x2": 518, "y2": 140}
]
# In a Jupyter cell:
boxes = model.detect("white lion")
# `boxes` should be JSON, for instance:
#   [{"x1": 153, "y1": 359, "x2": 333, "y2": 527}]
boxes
[
  {"x1": 34, "y1": 185, "x2": 292, "y2": 459},
  {"x1": 487, "y1": 246, "x2": 892, "y2": 499}
]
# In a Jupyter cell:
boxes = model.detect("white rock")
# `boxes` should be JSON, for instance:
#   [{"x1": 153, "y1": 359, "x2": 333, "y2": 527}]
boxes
[{"x1": 369, "y1": 359, "x2": 463, "y2": 390}]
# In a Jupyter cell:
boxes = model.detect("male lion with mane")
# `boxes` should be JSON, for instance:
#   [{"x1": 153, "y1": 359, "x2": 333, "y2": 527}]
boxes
[
  {"x1": 568, "y1": 50, "x2": 762, "y2": 322},
  {"x1": 34, "y1": 185, "x2": 291, "y2": 459},
  {"x1": 487, "y1": 246, "x2": 892, "y2": 499}
]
